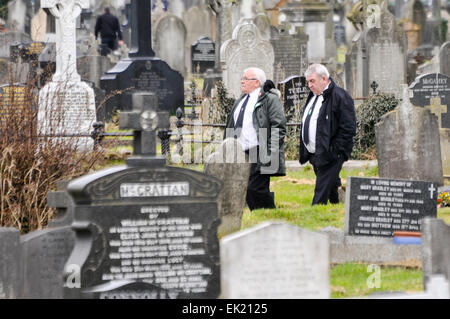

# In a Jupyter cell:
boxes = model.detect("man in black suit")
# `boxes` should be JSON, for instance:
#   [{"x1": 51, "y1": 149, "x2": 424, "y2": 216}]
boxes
[
  {"x1": 299, "y1": 64, "x2": 356, "y2": 205},
  {"x1": 95, "y1": 7, "x2": 123, "y2": 53}
]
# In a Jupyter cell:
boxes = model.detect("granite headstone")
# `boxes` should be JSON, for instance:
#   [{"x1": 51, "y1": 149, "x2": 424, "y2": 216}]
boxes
[
  {"x1": 277, "y1": 75, "x2": 308, "y2": 113},
  {"x1": 0, "y1": 228, "x2": 22, "y2": 299},
  {"x1": 204, "y1": 138, "x2": 250, "y2": 237},
  {"x1": 345, "y1": 176, "x2": 438, "y2": 237},
  {"x1": 191, "y1": 37, "x2": 215, "y2": 74}
]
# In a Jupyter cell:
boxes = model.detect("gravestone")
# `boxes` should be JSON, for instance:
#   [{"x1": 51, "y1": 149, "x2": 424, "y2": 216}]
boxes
[
  {"x1": 270, "y1": 25, "x2": 308, "y2": 83},
  {"x1": 191, "y1": 37, "x2": 215, "y2": 74},
  {"x1": 277, "y1": 75, "x2": 308, "y2": 113},
  {"x1": 0, "y1": 228, "x2": 22, "y2": 299},
  {"x1": 440, "y1": 42, "x2": 450, "y2": 76},
  {"x1": 204, "y1": 138, "x2": 250, "y2": 237},
  {"x1": 375, "y1": 85, "x2": 443, "y2": 185},
  {"x1": 221, "y1": 222, "x2": 330, "y2": 298},
  {"x1": 154, "y1": 14, "x2": 187, "y2": 75},
  {"x1": 366, "y1": 9, "x2": 407, "y2": 97},
  {"x1": 38, "y1": 0, "x2": 96, "y2": 151},
  {"x1": 220, "y1": 19, "x2": 274, "y2": 98},
  {"x1": 409, "y1": 73, "x2": 450, "y2": 181},
  {"x1": 0, "y1": 84, "x2": 35, "y2": 129},
  {"x1": 344, "y1": 176, "x2": 438, "y2": 237},
  {"x1": 47, "y1": 180, "x2": 74, "y2": 228},
  {"x1": 182, "y1": 5, "x2": 212, "y2": 73},
  {"x1": 279, "y1": 0, "x2": 331, "y2": 63},
  {"x1": 101, "y1": 0, "x2": 184, "y2": 120},
  {"x1": 63, "y1": 92, "x2": 223, "y2": 299},
  {"x1": 20, "y1": 226, "x2": 75, "y2": 298},
  {"x1": 422, "y1": 218, "x2": 450, "y2": 295}
]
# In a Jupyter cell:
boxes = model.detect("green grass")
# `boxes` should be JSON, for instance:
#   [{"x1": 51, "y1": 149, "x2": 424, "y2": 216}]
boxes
[{"x1": 330, "y1": 263, "x2": 423, "y2": 298}]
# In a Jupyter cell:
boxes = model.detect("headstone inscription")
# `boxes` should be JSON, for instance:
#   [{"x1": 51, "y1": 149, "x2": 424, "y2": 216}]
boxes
[
  {"x1": 375, "y1": 85, "x2": 444, "y2": 186},
  {"x1": 0, "y1": 228, "x2": 22, "y2": 299},
  {"x1": 422, "y1": 218, "x2": 450, "y2": 294},
  {"x1": 204, "y1": 138, "x2": 250, "y2": 237},
  {"x1": 344, "y1": 176, "x2": 438, "y2": 237},
  {"x1": 0, "y1": 84, "x2": 35, "y2": 129},
  {"x1": 100, "y1": 0, "x2": 184, "y2": 120},
  {"x1": 277, "y1": 75, "x2": 308, "y2": 113},
  {"x1": 221, "y1": 222, "x2": 330, "y2": 298},
  {"x1": 191, "y1": 37, "x2": 215, "y2": 74},
  {"x1": 38, "y1": 0, "x2": 96, "y2": 151},
  {"x1": 63, "y1": 92, "x2": 223, "y2": 299}
]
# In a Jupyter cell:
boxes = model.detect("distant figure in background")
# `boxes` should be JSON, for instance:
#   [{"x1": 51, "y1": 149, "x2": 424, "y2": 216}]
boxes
[{"x1": 95, "y1": 7, "x2": 123, "y2": 55}]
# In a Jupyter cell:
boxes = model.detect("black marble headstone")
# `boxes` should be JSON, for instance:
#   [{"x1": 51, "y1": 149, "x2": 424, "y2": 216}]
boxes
[
  {"x1": 345, "y1": 177, "x2": 438, "y2": 237},
  {"x1": 409, "y1": 73, "x2": 450, "y2": 129},
  {"x1": 100, "y1": 0, "x2": 184, "y2": 119},
  {"x1": 63, "y1": 165, "x2": 222, "y2": 299},
  {"x1": 277, "y1": 75, "x2": 308, "y2": 112},
  {"x1": 191, "y1": 37, "x2": 215, "y2": 74}
]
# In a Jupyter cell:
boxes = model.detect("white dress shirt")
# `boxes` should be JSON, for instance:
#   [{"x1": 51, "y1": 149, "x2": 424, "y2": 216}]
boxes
[
  {"x1": 233, "y1": 88, "x2": 260, "y2": 151},
  {"x1": 302, "y1": 83, "x2": 330, "y2": 153}
]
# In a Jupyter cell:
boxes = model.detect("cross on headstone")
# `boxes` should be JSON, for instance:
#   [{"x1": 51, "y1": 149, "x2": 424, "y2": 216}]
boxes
[
  {"x1": 427, "y1": 97, "x2": 448, "y2": 129},
  {"x1": 41, "y1": 0, "x2": 88, "y2": 82},
  {"x1": 129, "y1": 0, "x2": 155, "y2": 58},
  {"x1": 428, "y1": 183, "x2": 436, "y2": 199},
  {"x1": 119, "y1": 92, "x2": 169, "y2": 157},
  {"x1": 371, "y1": 81, "x2": 379, "y2": 94}
]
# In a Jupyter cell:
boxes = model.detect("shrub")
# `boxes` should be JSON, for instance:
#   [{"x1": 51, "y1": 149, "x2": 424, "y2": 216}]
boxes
[
  {"x1": 0, "y1": 73, "x2": 108, "y2": 233},
  {"x1": 351, "y1": 93, "x2": 399, "y2": 160}
]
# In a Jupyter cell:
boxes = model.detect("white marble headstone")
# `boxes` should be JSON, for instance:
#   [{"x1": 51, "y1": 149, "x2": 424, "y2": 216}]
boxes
[
  {"x1": 220, "y1": 20, "x2": 274, "y2": 98},
  {"x1": 221, "y1": 222, "x2": 330, "y2": 298},
  {"x1": 38, "y1": 0, "x2": 96, "y2": 151}
]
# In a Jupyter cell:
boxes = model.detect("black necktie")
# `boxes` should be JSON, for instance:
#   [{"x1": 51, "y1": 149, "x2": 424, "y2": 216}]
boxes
[
  {"x1": 234, "y1": 94, "x2": 250, "y2": 138},
  {"x1": 303, "y1": 95, "x2": 319, "y2": 146}
]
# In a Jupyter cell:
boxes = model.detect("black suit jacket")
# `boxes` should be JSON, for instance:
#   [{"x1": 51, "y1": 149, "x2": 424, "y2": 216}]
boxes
[{"x1": 299, "y1": 79, "x2": 356, "y2": 167}]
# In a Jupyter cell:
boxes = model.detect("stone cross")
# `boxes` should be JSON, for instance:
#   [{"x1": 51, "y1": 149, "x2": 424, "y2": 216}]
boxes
[
  {"x1": 41, "y1": 0, "x2": 88, "y2": 82},
  {"x1": 129, "y1": 0, "x2": 155, "y2": 58},
  {"x1": 427, "y1": 97, "x2": 448, "y2": 129},
  {"x1": 119, "y1": 92, "x2": 169, "y2": 157}
]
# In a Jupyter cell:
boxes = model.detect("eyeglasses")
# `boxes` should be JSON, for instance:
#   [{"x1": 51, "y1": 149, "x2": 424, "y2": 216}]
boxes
[{"x1": 241, "y1": 77, "x2": 258, "y2": 81}]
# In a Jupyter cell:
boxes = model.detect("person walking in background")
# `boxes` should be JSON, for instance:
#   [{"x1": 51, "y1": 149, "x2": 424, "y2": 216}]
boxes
[
  {"x1": 225, "y1": 67, "x2": 286, "y2": 211},
  {"x1": 299, "y1": 63, "x2": 356, "y2": 205},
  {"x1": 95, "y1": 7, "x2": 123, "y2": 55}
]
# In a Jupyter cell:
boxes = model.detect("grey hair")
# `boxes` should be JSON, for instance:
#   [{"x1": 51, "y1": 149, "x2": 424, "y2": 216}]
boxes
[
  {"x1": 244, "y1": 67, "x2": 266, "y2": 88},
  {"x1": 305, "y1": 63, "x2": 330, "y2": 80}
]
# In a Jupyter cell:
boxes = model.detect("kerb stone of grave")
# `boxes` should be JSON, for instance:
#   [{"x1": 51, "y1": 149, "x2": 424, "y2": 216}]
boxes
[
  {"x1": 100, "y1": 0, "x2": 184, "y2": 120},
  {"x1": 422, "y1": 218, "x2": 450, "y2": 295},
  {"x1": 375, "y1": 85, "x2": 443, "y2": 185},
  {"x1": 221, "y1": 222, "x2": 330, "y2": 298},
  {"x1": 220, "y1": 19, "x2": 274, "y2": 98},
  {"x1": 38, "y1": 0, "x2": 96, "y2": 151},
  {"x1": 409, "y1": 73, "x2": 450, "y2": 182},
  {"x1": 0, "y1": 228, "x2": 22, "y2": 299},
  {"x1": 204, "y1": 138, "x2": 250, "y2": 237},
  {"x1": 344, "y1": 176, "x2": 438, "y2": 237},
  {"x1": 63, "y1": 91, "x2": 223, "y2": 299}
]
